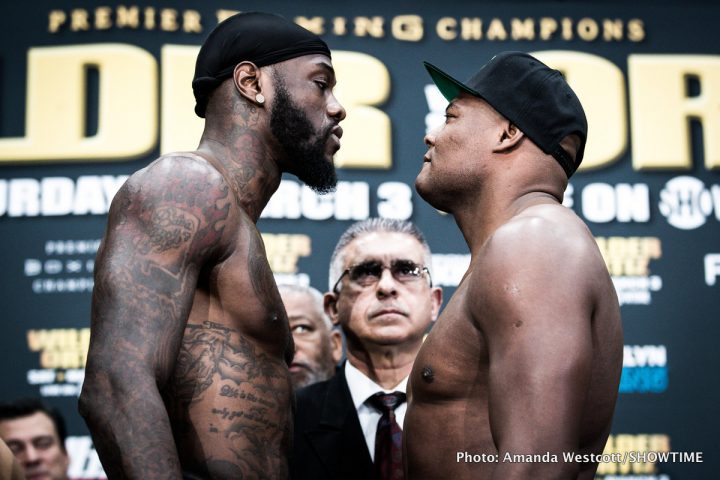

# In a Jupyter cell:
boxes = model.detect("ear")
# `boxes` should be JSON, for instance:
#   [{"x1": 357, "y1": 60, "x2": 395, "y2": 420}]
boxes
[
  {"x1": 429, "y1": 287, "x2": 443, "y2": 323},
  {"x1": 232, "y1": 61, "x2": 266, "y2": 106},
  {"x1": 329, "y1": 330, "x2": 344, "y2": 364},
  {"x1": 559, "y1": 133, "x2": 582, "y2": 164},
  {"x1": 492, "y1": 121, "x2": 525, "y2": 153},
  {"x1": 324, "y1": 292, "x2": 340, "y2": 326}
]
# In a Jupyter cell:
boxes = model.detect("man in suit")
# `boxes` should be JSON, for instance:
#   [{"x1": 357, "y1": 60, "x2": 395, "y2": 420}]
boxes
[{"x1": 291, "y1": 218, "x2": 442, "y2": 480}]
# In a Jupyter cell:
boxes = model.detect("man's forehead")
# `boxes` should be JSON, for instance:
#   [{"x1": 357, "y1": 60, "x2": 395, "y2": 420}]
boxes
[
  {"x1": 282, "y1": 292, "x2": 323, "y2": 316},
  {"x1": 447, "y1": 92, "x2": 488, "y2": 110},
  {"x1": 0, "y1": 412, "x2": 57, "y2": 438},
  {"x1": 345, "y1": 232, "x2": 424, "y2": 262},
  {"x1": 279, "y1": 54, "x2": 334, "y2": 73},
  {"x1": 280, "y1": 289, "x2": 314, "y2": 302}
]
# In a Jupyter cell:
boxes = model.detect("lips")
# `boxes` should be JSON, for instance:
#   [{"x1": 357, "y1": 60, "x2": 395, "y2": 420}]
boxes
[
  {"x1": 327, "y1": 125, "x2": 343, "y2": 153},
  {"x1": 289, "y1": 361, "x2": 310, "y2": 372},
  {"x1": 370, "y1": 306, "x2": 408, "y2": 319},
  {"x1": 25, "y1": 472, "x2": 50, "y2": 480},
  {"x1": 332, "y1": 125, "x2": 343, "y2": 140}
]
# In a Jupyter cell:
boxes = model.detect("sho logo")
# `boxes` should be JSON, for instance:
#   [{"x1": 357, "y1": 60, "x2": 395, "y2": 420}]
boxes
[
  {"x1": 658, "y1": 176, "x2": 717, "y2": 230},
  {"x1": 66, "y1": 436, "x2": 106, "y2": 479}
]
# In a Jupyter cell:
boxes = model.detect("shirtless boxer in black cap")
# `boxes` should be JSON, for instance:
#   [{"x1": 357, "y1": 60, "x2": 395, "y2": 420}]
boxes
[
  {"x1": 79, "y1": 12, "x2": 345, "y2": 479},
  {"x1": 404, "y1": 52, "x2": 623, "y2": 479}
]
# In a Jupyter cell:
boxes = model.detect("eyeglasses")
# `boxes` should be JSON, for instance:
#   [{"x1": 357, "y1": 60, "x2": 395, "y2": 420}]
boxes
[{"x1": 332, "y1": 259, "x2": 432, "y2": 294}]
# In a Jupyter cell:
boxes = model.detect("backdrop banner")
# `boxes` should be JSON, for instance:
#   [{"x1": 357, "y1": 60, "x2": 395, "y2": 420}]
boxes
[{"x1": 0, "y1": 1, "x2": 718, "y2": 478}]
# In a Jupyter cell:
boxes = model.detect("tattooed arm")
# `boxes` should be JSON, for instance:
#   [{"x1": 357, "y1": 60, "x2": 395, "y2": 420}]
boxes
[{"x1": 79, "y1": 156, "x2": 231, "y2": 479}]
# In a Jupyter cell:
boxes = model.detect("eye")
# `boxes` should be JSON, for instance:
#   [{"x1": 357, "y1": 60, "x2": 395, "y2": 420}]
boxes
[
  {"x1": 34, "y1": 436, "x2": 55, "y2": 450},
  {"x1": 394, "y1": 260, "x2": 421, "y2": 278},
  {"x1": 350, "y1": 261, "x2": 382, "y2": 284},
  {"x1": 7, "y1": 442, "x2": 23, "y2": 455},
  {"x1": 315, "y1": 80, "x2": 329, "y2": 91},
  {"x1": 292, "y1": 324, "x2": 313, "y2": 335}
]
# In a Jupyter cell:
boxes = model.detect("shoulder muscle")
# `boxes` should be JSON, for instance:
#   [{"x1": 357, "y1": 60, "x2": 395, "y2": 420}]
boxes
[{"x1": 105, "y1": 154, "x2": 233, "y2": 266}]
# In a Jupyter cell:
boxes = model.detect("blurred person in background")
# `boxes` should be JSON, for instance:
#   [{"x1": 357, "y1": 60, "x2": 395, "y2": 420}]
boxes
[
  {"x1": 0, "y1": 397, "x2": 69, "y2": 480},
  {"x1": 279, "y1": 283, "x2": 343, "y2": 389}
]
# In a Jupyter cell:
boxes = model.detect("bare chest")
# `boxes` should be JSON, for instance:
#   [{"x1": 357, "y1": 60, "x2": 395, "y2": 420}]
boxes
[
  {"x1": 410, "y1": 284, "x2": 489, "y2": 403},
  {"x1": 189, "y1": 226, "x2": 291, "y2": 362}
]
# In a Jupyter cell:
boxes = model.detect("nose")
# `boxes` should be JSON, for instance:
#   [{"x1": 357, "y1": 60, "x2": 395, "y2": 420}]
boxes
[
  {"x1": 21, "y1": 444, "x2": 41, "y2": 465},
  {"x1": 292, "y1": 336, "x2": 310, "y2": 355},
  {"x1": 328, "y1": 94, "x2": 346, "y2": 122},
  {"x1": 375, "y1": 268, "x2": 398, "y2": 298},
  {"x1": 424, "y1": 131, "x2": 436, "y2": 148}
]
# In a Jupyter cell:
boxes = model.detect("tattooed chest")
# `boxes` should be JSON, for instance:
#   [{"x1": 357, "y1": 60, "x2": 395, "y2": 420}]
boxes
[
  {"x1": 171, "y1": 321, "x2": 291, "y2": 404},
  {"x1": 168, "y1": 321, "x2": 292, "y2": 476}
]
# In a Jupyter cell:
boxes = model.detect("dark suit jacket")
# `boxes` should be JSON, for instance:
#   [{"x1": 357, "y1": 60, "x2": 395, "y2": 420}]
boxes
[{"x1": 291, "y1": 367, "x2": 377, "y2": 480}]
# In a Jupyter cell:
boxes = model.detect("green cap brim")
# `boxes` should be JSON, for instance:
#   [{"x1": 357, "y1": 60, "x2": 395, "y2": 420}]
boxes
[{"x1": 423, "y1": 61, "x2": 478, "y2": 102}]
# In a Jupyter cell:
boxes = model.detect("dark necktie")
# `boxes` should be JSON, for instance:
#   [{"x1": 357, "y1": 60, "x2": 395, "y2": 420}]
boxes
[{"x1": 367, "y1": 391, "x2": 406, "y2": 480}]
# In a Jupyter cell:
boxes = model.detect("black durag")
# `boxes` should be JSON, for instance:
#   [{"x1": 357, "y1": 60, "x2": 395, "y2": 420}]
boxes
[{"x1": 192, "y1": 12, "x2": 330, "y2": 118}]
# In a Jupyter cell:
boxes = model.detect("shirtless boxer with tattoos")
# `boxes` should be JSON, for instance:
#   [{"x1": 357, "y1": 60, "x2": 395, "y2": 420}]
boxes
[
  {"x1": 404, "y1": 52, "x2": 623, "y2": 479},
  {"x1": 79, "y1": 12, "x2": 345, "y2": 479}
]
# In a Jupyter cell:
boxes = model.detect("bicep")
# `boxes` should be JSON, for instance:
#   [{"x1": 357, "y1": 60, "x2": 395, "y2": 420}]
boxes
[
  {"x1": 89, "y1": 171, "x2": 230, "y2": 383},
  {"x1": 92, "y1": 241, "x2": 198, "y2": 376},
  {"x1": 474, "y1": 239, "x2": 594, "y2": 453},
  {"x1": 486, "y1": 308, "x2": 592, "y2": 454}
]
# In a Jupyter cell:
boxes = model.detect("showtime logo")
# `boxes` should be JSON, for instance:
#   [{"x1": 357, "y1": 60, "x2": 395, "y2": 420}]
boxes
[
  {"x1": 66, "y1": 436, "x2": 105, "y2": 479},
  {"x1": 659, "y1": 176, "x2": 720, "y2": 230}
]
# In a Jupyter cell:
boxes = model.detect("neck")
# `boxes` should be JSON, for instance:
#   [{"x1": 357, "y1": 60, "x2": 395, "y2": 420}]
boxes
[
  {"x1": 197, "y1": 121, "x2": 282, "y2": 223},
  {"x1": 346, "y1": 342, "x2": 420, "y2": 390},
  {"x1": 451, "y1": 168, "x2": 564, "y2": 253}
]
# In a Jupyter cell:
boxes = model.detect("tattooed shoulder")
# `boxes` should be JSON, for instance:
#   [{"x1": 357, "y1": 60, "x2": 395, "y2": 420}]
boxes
[{"x1": 118, "y1": 155, "x2": 234, "y2": 259}]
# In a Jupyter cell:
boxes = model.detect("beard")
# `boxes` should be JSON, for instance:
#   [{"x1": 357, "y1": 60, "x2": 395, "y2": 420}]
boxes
[
  {"x1": 290, "y1": 362, "x2": 333, "y2": 390},
  {"x1": 270, "y1": 79, "x2": 337, "y2": 194},
  {"x1": 290, "y1": 343, "x2": 337, "y2": 390}
]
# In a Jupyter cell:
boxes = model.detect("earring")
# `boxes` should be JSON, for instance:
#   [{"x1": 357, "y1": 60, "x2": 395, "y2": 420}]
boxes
[{"x1": 255, "y1": 93, "x2": 265, "y2": 104}]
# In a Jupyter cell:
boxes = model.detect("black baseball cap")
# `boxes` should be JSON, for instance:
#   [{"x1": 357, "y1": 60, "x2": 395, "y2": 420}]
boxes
[
  {"x1": 193, "y1": 12, "x2": 331, "y2": 118},
  {"x1": 424, "y1": 51, "x2": 587, "y2": 177}
]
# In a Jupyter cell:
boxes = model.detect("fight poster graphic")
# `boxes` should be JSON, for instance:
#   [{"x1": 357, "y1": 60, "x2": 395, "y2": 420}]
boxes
[{"x1": 0, "y1": 1, "x2": 717, "y2": 479}]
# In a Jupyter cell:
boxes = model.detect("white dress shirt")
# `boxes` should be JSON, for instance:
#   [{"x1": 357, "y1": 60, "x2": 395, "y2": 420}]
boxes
[{"x1": 344, "y1": 361, "x2": 408, "y2": 461}]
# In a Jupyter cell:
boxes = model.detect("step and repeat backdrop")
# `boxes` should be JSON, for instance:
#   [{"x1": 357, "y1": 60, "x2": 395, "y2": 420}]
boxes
[{"x1": 1, "y1": 1, "x2": 718, "y2": 478}]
